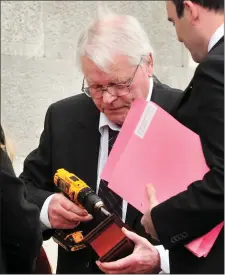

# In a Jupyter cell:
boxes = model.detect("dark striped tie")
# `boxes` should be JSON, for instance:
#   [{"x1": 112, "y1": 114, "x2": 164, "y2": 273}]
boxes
[{"x1": 98, "y1": 127, "x2": 123, "y2": 218}]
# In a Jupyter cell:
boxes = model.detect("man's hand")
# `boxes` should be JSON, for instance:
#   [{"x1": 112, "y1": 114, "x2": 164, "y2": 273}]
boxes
[
  {"x1": 96, "y1": 227, "x2": 161, "y2": 274},
  {"x1": 48, "y1": 193, "x2": 92, "y2": 229},
  {"x1": 141, "y1": 184, "x2": 159, "y2": 240}
]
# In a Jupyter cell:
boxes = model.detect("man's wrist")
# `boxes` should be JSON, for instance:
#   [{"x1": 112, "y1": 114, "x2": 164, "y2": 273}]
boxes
[
  {"x1": 152, "y1": 248, "x2": 162, "y2": 274},
  {"x1": 155, "y1": 245, "x2": 170, "y2": 274},
  {"x1": 40, "y1": 194, "x2": 56, "y2": 228}
]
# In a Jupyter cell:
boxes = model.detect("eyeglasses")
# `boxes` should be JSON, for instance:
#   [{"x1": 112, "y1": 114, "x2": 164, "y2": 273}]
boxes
[{"x1": 81, "y1": 58, "x2": 142, "y2": 99}]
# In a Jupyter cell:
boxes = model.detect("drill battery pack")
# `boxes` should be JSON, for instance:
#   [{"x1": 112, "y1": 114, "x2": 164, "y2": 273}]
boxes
[{"x1": 52, "y1": 229, "x2": 86, "y2": 252}]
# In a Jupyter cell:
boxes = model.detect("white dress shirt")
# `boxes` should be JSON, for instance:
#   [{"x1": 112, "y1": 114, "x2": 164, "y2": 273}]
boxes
[{"x1": 208, "y1": 24, "x2": 224, "y2": 52}]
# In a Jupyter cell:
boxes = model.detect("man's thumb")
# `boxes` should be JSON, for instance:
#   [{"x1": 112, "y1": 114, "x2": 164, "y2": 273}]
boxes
[
  {"x1": 122, "y1": 227, "x2": 145, "y2": 245},
  {"x1": 147, "y1": 184, "x2": 157, "y2": 207}
]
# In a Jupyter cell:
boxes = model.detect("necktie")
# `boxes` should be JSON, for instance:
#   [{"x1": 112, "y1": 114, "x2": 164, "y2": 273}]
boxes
[{"x1": 98, "y1": 127, "x2": 123, "y2": 218}]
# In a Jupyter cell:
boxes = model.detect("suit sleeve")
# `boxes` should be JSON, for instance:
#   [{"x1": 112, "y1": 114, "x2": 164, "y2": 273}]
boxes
[
  {"x1": 0, "y1": 150, "x2": 42, "y2": 273},
  {"x1": 19, "y1": 105, "x2": 56, "y2": 210},
  {"x1": 151, "y1": 55, "x2": 224, "y2": 250}
]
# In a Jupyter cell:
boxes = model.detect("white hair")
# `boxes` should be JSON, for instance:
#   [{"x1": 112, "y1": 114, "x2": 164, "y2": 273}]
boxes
[{"x1": 76, "y1": 3, "x2": 154, "y2": 73}]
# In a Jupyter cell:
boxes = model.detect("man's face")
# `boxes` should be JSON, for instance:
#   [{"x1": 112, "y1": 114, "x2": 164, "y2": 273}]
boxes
[
  {"x1": 166, "y1": 1, "x2": 203, "y2": 62},
  {"x1": 82, "y1": 55, "x2": 153, "y2": 125}
]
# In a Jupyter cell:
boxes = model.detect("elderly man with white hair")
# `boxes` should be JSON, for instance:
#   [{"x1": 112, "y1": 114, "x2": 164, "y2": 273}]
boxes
[{"x1": 19, "y1": 6, "x2": 181, "y2": 274}]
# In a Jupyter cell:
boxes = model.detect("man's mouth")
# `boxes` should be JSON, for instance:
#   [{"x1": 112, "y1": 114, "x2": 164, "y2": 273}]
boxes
[{"x1": 103, "y1": 107, "x2": 123, "y2": 112}]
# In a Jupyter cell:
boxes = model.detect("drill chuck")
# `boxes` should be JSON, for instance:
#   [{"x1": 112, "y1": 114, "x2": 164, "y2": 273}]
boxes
[
  {"x1": 78, "y1": 187, "x2": 101, "y2": 213},
  {"x1": 77, "y1": 187, "x2": 110, "y2": 217}
]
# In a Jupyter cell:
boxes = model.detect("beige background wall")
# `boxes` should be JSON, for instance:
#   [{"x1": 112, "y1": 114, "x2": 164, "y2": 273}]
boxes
[{"x1": 1, "y1": 1, "x2": 197, "y2": 271}]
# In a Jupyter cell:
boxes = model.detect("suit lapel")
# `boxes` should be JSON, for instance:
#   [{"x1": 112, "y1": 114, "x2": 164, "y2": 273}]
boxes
[
  {"x1": 125, "y1": 203, "x2": 140, "y2": 228},
  {"x1": 150, "y1": 77, "x2": 165, "y2": 104},
  {"x1": 171, "y1": 78, "x2": 194, "y2": 116},
  {"x1": 74, "y1": 99, "x2": 100, "y2": 192}
]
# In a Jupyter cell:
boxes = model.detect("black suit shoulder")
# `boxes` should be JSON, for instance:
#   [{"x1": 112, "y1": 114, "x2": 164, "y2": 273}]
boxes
[
  {"x1": 51, "y1": 93, "x2": 90, "y2": 108},
  {"x1": 151, "y1": 77, "x2": 183, "y2": 113},
  {"x1": 45, "y1": 94, "x2": 100, "y2": 139},
  {"x1": 195, "y1": 38, "x2": 223, "y2": 86},
  {"x1": 193, "y1": 38, "x2": 224, "y2": 103},
  {"x1": 20, "y1": 93, "x2": 100, "y2": 213},
  {"x1": 49, "y1": 93, "x2": 98, "y2": 118}
]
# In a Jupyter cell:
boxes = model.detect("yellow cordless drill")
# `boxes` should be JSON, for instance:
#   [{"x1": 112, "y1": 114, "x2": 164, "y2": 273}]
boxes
[
  {"x1": 52, "y1": 168, "x2": 110, "y2": 251},
  {"x1": 54, "y1": 168, "x2": 110, "y2": 217}
]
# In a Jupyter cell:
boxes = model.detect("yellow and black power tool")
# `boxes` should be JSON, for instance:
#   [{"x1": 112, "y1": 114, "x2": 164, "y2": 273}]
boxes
[{"x1": 52, "y1": 168, "x2": 111, "y2": 252}]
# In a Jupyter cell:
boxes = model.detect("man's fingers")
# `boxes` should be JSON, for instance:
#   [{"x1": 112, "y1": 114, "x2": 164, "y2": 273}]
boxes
[
  {"x1": 58, "y1": 205, "x2": 93, "y2": 222},
  {"x1": 57, "y1": 205, "x2": 78, "y2": 221},
  {"x1": 50, "y1": 212, "x2": 80, "y2": 229},
  {"x1": 97, "y1": 254, "x2": 134, "y2": 271},
  {"x1": 97, "y1": 266, "x2": 131, "y2": 274},
  {"x1": 96, "y1": 265, "x2": 109, "y2": 274},
  {"x1": 60, "y1": 197, "x2": 88, "y2": 216}
]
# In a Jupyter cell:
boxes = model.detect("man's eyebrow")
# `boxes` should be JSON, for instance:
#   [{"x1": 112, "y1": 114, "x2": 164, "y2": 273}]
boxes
[
  {"x1": 111, "y1": 77, "x2": 130, "y2": 83},
  {"x1": 86, "y1": 80, "x2": 98, "y2": 87},
  {"x1": 87, "y1": 77, "x2": 130, "y2": 86}
]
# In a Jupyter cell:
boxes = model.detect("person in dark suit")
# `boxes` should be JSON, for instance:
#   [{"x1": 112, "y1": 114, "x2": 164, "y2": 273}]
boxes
[
  {"x1": 0, "y1": 124, "x2": 42, "y2": 273},
  {"x1": 98, "y1": 1, "x2": 224, "y2": 274},
  {"x1": 133, "y1": 0, "x2": 223, "y2": 274},
  {"x1": 19, "y1": 10, "x2": 182, "y2": 274}
]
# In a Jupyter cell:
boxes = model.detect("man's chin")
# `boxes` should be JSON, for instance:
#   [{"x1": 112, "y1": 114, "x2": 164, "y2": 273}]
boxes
[
  {"x1": 104, "y1": 108, "x2": 128, "y2": 125},
  {"x1": 105, "y1": 113, "x2": 126, "y2": 125}
]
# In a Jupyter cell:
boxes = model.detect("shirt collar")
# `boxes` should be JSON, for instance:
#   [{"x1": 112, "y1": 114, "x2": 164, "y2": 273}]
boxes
[
  {"x1": 208, "y1": 24, "x2": 224, "y2": 52},
  {"x1": 99, "y1": 77, "x2": 154, "y2": 134}
]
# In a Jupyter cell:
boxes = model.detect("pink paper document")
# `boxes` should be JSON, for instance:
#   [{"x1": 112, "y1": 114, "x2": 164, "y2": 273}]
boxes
[
  {"x1": 185, "y1": 221, "x2": 224, "y2": 257},
  {"x1": 108, "y1": 99, "x2": 209, "y2": 211},
  {"x1": 102, "y1": 98, "x2": 223, "y2": 257}
]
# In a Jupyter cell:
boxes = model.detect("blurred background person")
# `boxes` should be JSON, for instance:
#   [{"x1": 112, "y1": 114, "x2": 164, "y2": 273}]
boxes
[{"x1": 0, "y1": 124, "x2": 48, "y2": 274}]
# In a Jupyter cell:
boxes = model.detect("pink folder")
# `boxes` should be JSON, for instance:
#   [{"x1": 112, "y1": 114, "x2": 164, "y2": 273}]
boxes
[{"x1": 101, "y1": 99, "x2": 223, "y2": 257}]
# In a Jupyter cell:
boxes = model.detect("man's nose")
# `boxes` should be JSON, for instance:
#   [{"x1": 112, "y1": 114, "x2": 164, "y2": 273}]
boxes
[{"x1": 102, "y1": 87, "x2": 117, "y2": 104}]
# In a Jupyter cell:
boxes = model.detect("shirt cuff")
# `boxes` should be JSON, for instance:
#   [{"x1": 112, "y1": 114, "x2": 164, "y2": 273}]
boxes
[
  {"x1": 40, "y1": 194, "x2": 56, "y2": 228},
  {"x1": 155, "y1": 245, "x2": 170, "y2": 274}
]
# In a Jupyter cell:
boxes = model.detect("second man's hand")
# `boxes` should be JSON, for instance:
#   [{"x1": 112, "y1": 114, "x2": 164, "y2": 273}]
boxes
[
  {"x1": 141, "y1": 184, "x2": 159, "y2": 240},
  {"x1": 96, "y1": 227, "x2": 161, "y2": 274}
]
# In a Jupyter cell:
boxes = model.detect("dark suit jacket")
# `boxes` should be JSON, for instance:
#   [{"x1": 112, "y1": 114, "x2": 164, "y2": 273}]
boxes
[
  {"x1": 19, "y1": 79, "x2": 181, "y2": 274},
  {"x1": 0, "y1": 148, "x2": 42, "y2": 274},
  {"x1": 152, "y1": 38, "x2": 224, "y2": 274}
]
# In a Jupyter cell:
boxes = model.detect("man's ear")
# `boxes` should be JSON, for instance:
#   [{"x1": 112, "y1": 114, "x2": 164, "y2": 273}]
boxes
[
  {"x1": 146, "y1": 53, "x2": 154, "y2": 77},
  {"x1": 183, "y1": 1, "x2": 199, "y2": 25}
]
